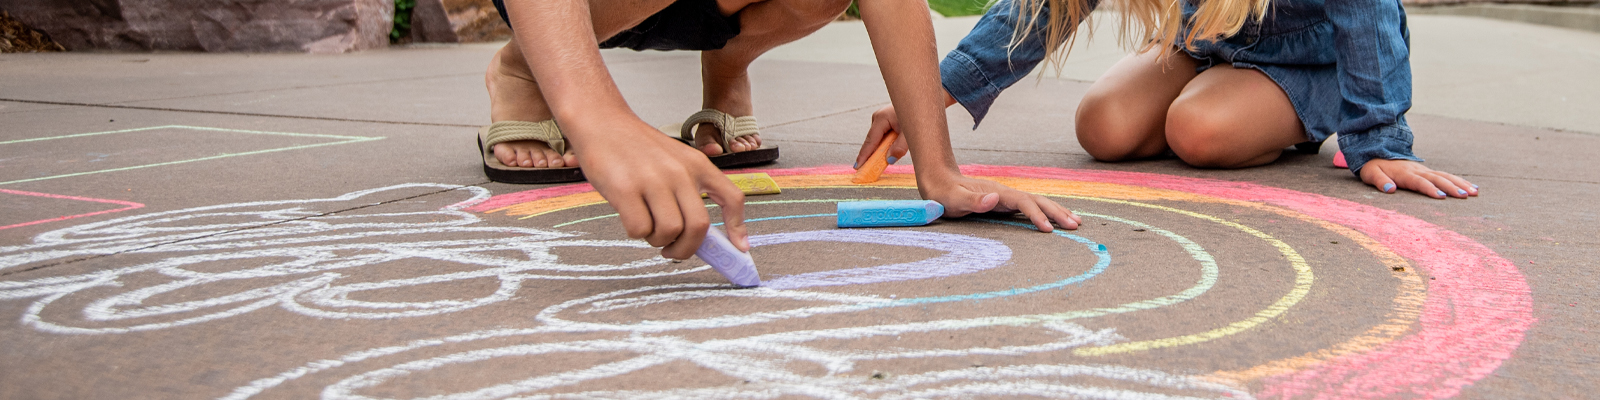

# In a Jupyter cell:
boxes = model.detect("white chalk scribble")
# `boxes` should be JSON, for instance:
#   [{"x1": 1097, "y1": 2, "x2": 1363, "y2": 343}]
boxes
[{"x1": 1, "y1": 184, "x2": 1250, "y2": 399}]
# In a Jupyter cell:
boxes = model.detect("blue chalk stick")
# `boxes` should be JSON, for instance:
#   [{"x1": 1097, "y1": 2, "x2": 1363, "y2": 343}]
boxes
[
  {"x1": 836, "y1": 200, "x2": 944, "y2": 228},
  {"x1": 696, "y1": 226, "x2": 761, "y2": 287}
]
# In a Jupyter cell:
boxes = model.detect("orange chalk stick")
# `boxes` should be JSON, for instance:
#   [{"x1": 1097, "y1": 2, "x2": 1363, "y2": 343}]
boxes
[{"x1": 852, "y1": 130, "x2": 899, "y2": 184}]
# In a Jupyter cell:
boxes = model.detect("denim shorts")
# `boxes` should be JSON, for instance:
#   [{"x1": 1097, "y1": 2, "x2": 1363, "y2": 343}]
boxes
[{"x1": 491, "y1": 0, "x2": 741, "y2": 51}]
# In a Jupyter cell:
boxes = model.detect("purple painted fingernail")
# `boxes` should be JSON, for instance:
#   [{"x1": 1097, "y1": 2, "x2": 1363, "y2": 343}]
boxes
[
  {"x1": 1436, "y1": 190, "x2": 1447, "y2": 197},
  {"x1": 1472, "y1": 184, "x2": 1479, "y2": 189},
  {"x1": 1456, "y1": 189, "x2": 1468, "y2": 196},
  {"x1": 1382, "y1": 183, "x2": 1395, "y2": 193},
  {"x1": 886, "y1": 156, "x2": 899, "y2": 165},
  {"x1": 853, "y1": 161, "x2": 860, "y2": 169}
]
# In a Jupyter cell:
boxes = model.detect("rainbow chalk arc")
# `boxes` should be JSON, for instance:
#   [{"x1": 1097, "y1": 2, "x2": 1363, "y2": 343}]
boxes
[
  {"x1": 836, "y1": 200, "x2": 943, "y2": 228},
  {"x1": 696, "y1": 226, "x2": 761, "y2": 287}
]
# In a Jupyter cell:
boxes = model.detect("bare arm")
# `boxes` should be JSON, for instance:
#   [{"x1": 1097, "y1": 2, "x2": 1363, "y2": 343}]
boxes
[
  {"x1": 856, "y1": 0, "x2": 1080, "y2": 231},
  {"x1": 503, "y1": 0, "x2": 632, "y2": 143},
  {"x1": 858, "y1": 0, "x2": 960, "y2": 185},
  {"x1": 503, "y1": 0, "x2": 751, "y2": 256}
]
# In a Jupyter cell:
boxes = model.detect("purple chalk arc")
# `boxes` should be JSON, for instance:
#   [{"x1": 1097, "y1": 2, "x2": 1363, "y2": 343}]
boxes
[{"x1": 748, "y1": 230, "x2": 1013, "y2": 290}]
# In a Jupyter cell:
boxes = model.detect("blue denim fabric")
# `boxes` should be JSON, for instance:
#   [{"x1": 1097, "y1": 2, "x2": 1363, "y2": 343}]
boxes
[{"x1": 941, "y1": 0, "x2": 1423, "y2": 175}]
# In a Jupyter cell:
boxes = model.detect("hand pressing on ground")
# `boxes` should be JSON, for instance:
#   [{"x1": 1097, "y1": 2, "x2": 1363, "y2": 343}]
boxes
[
  {"x1": 1360, "y1": 159, "x2": 1479, "y2": 199},
  {"x1": 570, "y1": 117, "x2": 749, "y2": 260},
  {"x1": 920, "y1": 174, "x2": 1082, "y2": 232}
]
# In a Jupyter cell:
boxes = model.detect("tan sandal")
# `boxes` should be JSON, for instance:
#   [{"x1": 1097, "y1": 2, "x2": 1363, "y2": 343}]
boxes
[
  {"x1": 477, "y1": 120, "x2": 584, "y2": 184},
  {"x1": 663, "y1": 109, "x2": 780, "y2": 168}
]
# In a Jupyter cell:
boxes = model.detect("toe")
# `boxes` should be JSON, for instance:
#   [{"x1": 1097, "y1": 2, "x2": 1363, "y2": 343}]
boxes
[
  {"x1": 563, "y1": 153, "x2": 579, "y2": 168},
  {"x1": 543, "y1": 148, "x2": 565, "y2": 168},
  {"x1": 514, "y1": 148, "x2": 535, "y2": 167},
  {"x1": 529, "y1": 149, "x2": 546, "y2": 168},
  {"x1": 694, "y1": 124, "x2": 725, "y2": 156},
  {"x1": 492, "y1": 144, "x2": 518, "y2": 166},
  {"x1": 700, "y1": 142, "x2": 724, "y2": 157}
]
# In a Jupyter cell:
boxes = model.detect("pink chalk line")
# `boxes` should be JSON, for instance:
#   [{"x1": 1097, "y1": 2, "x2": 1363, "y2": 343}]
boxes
[
  {"x1": 466, "y1": 165, "x2": 1532, "y2": 399},
  {"x1": 465, "y1": 183, "x2": 594, "y2": 213},
  {"x1": 956, "y1": 165, "x2": 1532, "y2": 399},
  {"x1": 0, "y1": 189, "x2": 146, "y2": 231}
]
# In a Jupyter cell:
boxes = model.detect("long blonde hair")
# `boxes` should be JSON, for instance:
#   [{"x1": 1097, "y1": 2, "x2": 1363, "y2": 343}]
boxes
[{"x1": 1007, "y1": 0, "x2": 1271, "y2": 73}]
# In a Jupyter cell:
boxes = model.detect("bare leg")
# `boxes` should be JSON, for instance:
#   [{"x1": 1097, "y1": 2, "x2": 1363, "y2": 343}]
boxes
[
  {"x1": 692, "y1": 0, "x2": 853, "y2": 156},
  {"x1": 484, "y1": 0, "x2": 675, "y2": 168},
  {"x1": 1074, "y1": 48, "x2": 1200, "y2": 162},
  {"x1": 1164, "y1": 65, "x2": 1306, "y2": 168}
]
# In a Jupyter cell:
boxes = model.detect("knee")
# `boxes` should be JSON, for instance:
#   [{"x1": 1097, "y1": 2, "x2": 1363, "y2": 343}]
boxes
[
  {"x1": 774, "y1": 0, "x2": 852, "y2": 23},
  {"x1": 1164, "y1": 100, "x2": 1238, "y2": 168},
  {"x1": 1075, "y1": 94, "x2": 1155, "y2": 162}
]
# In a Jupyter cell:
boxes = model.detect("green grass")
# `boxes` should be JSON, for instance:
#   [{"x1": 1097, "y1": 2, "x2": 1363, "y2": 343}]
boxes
[
  {"x1": 927, "y1": 0, "x2": 992, "y2": 17},
  {"x1": 844, "y1": 0, "x2": 992, "y2": 19}
]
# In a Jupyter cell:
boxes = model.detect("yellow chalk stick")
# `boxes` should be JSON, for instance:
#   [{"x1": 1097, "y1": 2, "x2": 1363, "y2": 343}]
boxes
[
  {"x1": 703, "y1": 172, "x2": 781, "y2": 198},
  {"x1": 852, "y1": 130, "x2": 899, "y2": 184}
]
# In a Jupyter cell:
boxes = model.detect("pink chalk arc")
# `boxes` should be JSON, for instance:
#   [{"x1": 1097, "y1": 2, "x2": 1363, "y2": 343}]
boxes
[{"x1": 474, "y1": 165, "x2": 1532, "y2": 399}]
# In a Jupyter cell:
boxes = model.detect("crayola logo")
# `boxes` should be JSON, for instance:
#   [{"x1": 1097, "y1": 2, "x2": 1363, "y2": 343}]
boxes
[{"x1": 861, "y1": 209, "x2": 918, "y2": 223}]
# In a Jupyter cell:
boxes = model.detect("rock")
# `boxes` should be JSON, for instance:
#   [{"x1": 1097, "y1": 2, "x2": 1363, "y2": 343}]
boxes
[
  {"x1": 0, "y1": 11, "x2": 67, "y2": 53},
  {"x1": 407, "y1": 0, "x2": 510, "y2": 43},
  {"x1": 0, "y1": 0, "x2": 394, "y2": 53}
]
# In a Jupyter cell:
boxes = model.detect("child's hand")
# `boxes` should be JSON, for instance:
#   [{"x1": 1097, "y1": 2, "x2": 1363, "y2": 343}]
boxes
[
  {"x1": 1359, "y1": 159, "x2": 1479, "y2": 199},
  {"x1": 855, "y1": 105, "x2": 911, "y2": 168},
  {"x1": 572, "y1": 118, "x2": 749, "y2": 259},
  {"x1": 922, "y1": 175, "x2": 1082, "y2": 232}
]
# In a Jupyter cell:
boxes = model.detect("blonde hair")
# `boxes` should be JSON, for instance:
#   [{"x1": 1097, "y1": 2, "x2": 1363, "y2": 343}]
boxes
[{"x1": 1007, "y1": 0, "x2": 1271, "y2": 73}]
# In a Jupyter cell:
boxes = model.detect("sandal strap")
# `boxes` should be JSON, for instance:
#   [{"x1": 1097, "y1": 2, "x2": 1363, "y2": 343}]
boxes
[
  {"x1": 485, "y1": 120, "x2": 565, "y2": 155},
  {"x1": 680, "y1": 109, "x2": 759, "y2": 149}
]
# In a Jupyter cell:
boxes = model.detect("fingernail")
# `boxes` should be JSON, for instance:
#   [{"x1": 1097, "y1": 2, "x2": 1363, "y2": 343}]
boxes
[
  {"x1": 1456, "y1": 189, "x2": 1468, "y2": 196},
  {"x1": 886, "y1": 156, "x2": 898, "y2": 165},
  {"x1": 853, "y1": 161, "x2": 860, "y2": 169},
  {"x1": 1472, "y1": 184, "x2": 1479, "y2": 189},
  {"x1": 1435, "y1": 190, "x2": 1447, "y2": 197},
  {"x1": 1382, "y1": 183, "x2": 1395, "y2": 193}
]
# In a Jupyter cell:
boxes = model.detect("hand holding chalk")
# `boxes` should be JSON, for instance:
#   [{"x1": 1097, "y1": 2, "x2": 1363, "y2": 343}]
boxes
[
  {"x1": 853, "y1": 129, "x2": 900, "y2": 184},
  {"x1": 695, "y1": 226, "x2": 761, "y2": 287}
]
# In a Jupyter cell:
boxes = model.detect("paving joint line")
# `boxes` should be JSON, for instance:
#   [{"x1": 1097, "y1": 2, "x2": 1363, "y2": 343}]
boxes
[
  {"x1": 765, "y1": 137, "x2": 1085, "y2": 156},
  {"x1": 109, "y1": 72, "x2": 480, "y2": 106},
  {"x1": 762, "y1": 102, "x2": 890, "y2": 130},
  {"x1": 1454, "y1": 173, "x2": 1600, "y2": 185},
  {"x1": 0, "y1": 183, "x2": 488, "y2": 277},
  {"x1": 0, "y1": 98, "x2": 479, "y2": 128}
]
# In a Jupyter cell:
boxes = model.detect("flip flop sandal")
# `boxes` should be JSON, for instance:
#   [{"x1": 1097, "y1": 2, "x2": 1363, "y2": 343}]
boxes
[
  {"x1": 663, "y1": 109, "x2": 780, "y2": 168},
  {"x1": 478, "y1": 120, "x2": 585, "y2": 184}
]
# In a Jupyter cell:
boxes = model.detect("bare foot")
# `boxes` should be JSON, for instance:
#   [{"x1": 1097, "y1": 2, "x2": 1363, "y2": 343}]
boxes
[
  {"x1": 696, "y1": 57, "x2": 762, "y2": 157},
  {"x1": 485, "y1": 42, "x2": 578, "y2": 168},
  {"x1": 491, "y1": 141, "x2": 577, "y2": 168},
  {"x1": 691, "y1": 123, "x2": 762, "y2": 157}
]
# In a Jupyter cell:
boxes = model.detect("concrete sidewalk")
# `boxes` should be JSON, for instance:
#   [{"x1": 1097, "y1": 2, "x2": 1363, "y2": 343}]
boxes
[{"x1": 0, "y1": 12, "x2": 1596, "y2": 400}]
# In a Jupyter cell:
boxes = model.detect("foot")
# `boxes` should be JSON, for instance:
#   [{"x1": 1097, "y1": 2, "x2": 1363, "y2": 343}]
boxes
[
  {"x1": 491, "y1": 141, "x2": 577, "y2": 168},
  {"x1": 692, "y1": 122, "x2": 763, "y2": 157},
  {"x1": 696, "y1": 59, "x2": 762, "y2": 157},
  {"x1": 486, "y1": 44, "x2": 578, "y2": 168}
]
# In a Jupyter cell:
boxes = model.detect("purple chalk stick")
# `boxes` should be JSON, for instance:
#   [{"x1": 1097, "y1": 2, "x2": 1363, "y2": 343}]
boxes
[{"x1": 696, "y1": 226, "x2": 761, "y2": 287}]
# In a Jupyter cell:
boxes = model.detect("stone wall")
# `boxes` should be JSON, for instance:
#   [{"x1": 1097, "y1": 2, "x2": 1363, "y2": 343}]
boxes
[
  {"x1": 408, "y1": 0, "x2": 510, "y2": 43},
  {"x1": 0, "y1": 0, "x2": 393, "y2": 53}
]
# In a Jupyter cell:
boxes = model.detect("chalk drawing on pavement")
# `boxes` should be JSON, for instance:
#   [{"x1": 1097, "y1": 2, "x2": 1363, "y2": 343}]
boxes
[{"x1": 0, "y1": 165, "x2": 1533, "y2": 399}]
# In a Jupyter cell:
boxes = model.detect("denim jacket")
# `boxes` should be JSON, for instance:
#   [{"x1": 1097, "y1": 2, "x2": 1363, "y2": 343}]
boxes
[{"x1": 941, "y1": 0, "x2": 1423, "y2": 175}]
